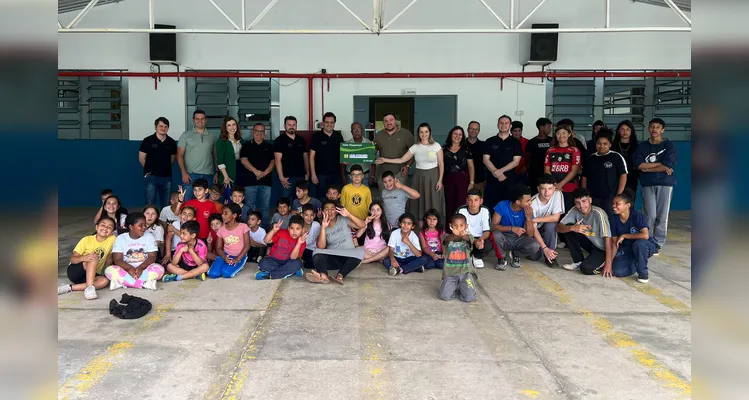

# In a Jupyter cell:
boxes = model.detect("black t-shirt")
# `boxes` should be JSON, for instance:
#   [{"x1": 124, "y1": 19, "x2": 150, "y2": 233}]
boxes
[
  {"x1": 139, "y1": 133, "x2": 177, "y2": 177},
  {"x1": 584, "y1": 151, "x2": 628, "y2": 198},
  {"x1": 443, "y1": 146, "x2": 473, "y2": 174},
  {"x1": 272, "y1": 133, "x2": 308, "y2": 178},
  {"x1": 612, "y1": 140, "x2": 639, "y2": 190},
  {"x1": 309, "y1": 130, "x2": 344, "y2": 176},
  {"x1": 483, "y1": 135, "x2": 523, "y2": 180},
  {"x1": 572, "y1": 137, "x2": 588, "y2": 171},
  {"x1": 467, "y1": 139, "x2": 486, "y2": 183},
  {"x1": 239, "y1": 140, "x2": 274, "y2": 186},
  {"x1": 525, "y1": 136, "x2": 552, "y2": 179}
]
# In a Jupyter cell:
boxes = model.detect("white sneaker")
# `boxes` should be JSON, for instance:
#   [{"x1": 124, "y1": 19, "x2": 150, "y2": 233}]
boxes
[
  {"x1": 473, "y1": 258, "x2": 485, "y2": 269},
  {"x1": 109, "y1": 279, "x2": 123, "y2": 291},
  {"x1": 142, "y1": 280, "x2": 158, "y2": 291},
  {"x1": 57, "y1": 284, "x2": 72, "y2": 295},
  {"x1": 84, "y1": 285, "x2": 98, "y2": 300},
  {"x1": 562, "y1": 262, "x2": 581, "y2": 271}
]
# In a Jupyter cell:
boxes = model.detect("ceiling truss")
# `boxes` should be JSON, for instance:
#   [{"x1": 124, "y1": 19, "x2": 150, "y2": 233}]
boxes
[{"x1": 58, "y1": 0, "x2": 691, "y2": 34}]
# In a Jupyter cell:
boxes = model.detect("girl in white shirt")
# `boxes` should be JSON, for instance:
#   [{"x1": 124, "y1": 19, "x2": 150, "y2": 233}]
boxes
[{"x1": 375, "y1": 122, "x2": 445, "y2": 224}]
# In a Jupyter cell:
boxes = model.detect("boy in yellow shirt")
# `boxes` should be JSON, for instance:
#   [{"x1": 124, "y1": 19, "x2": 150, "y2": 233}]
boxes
[{"x1": 341, "y1": 164, "x2": 372, "y2": 221}]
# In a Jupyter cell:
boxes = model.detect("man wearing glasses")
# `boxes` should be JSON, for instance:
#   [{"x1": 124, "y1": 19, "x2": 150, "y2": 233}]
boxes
[
  {"x1": 239, "y1": 123, "x2": 275, "y2": 228},
  {"x1": 345, "y1": 122, "x2": 374, "y2": 186},
  {"x1": 177, "y1": 109, "x2": 217, "y2": 201}
]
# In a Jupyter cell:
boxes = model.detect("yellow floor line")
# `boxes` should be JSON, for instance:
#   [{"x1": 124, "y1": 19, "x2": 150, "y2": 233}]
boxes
[
  {"x1": 622, "y1": 279, "x2": 691, "y2": 316},
  {"x1": 58, "y1": 279, "x2": 200, "y2": 399},
  {"x1": 524, "y1": 267, "x2": 691, "y2": 398}
]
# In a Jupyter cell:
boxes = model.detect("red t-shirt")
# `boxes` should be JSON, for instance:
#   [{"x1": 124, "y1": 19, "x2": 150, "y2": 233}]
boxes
[
  {"x1": 268, "y1": 229, "x2": 305, "y2": 261},
  {"x1": 544, "y1": 146, "x2": 582, "y2": 192},
  {"x1": 516, "y1": 136, "x2": 528, "y2": 174},
  {"x1": 182, "y1": 199, "x2": 222, "y2": 239}
]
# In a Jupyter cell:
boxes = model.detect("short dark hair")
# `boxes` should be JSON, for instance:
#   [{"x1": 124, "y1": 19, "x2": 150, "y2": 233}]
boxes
[
  {"x1": 209, "y1": 213, "x2": 223, "y2": 224},
  {"x1": 301, "y1": 203, "x2": 316, "y2": 214},
  {"x1": 466, "y1": 187, "x2": 483, "y2": 198},
  {"x1": 398, "y1": 212, "x2": 417, "y2": 225},
  {"x1": 556, "y1": 118, "x2": 575, "y2": 130},
  {"x1": 498, "y1": 115, "x2": 512, "y2": 123},
  {"x1": 649, "y1": 118, "x2": 666, "y2": 128},
  {"x1": 593, "y1": 120, "x2": 605, "y2": 128},
  {"x1": 572, "y1": 187, "x2": 592, "y2": 200},
  {"x1": 284, "y1": 116, "x2": 297, "y2": 124},
  {"x1": 277, "y1": 197, "x2": 291, "y2": 207},
  {"x1": 382, "y1": 112, "x2": 396, "y2": 120},
  {"x1": 193, "y1": 179, "x2": 209, "y2": 190},
  {"x1": 350, "y1": 164, "x2": 364, "y2": 173},
  {"x1": 450, "y1": 213, "x2": 467, "y2": 224},
  {"x1": 231, "y1": 185, "x2": 245, "y2": 195},
  {"x1": 510, "y1": 185, "x2": 531, "y2": 202},
  {"x1": 536, "y1": 117, "x2": 552, "y2": 129},
  {"x1": 96, "y1": 215, "x2": 116, "y2": 227},
  {"x1": 537, "y1": 174, "x2": 557, "y2": 186},
  {"x1": 322, "y1": 112, "x2": 336, "y2": 122},
  {"x1": 181, "y1": 220, "x2": 201, "y2": 236},
  {"x1": 193, "y1": 109, "x2": 206, "y2": 118},
  {"x1": 381, "y1": 171, "x2": 395, "y2": 180},
  {"x1": 511, "y1": 121, "x2": 523, "y2": 131},
  {"x1": 154, "y1": 116, "x2": 170, "y2": 127},
  {"x1": 595, "y1": 127, "x2": 614, "y2": 144},
  {"x1": 295, "y1": 180, "x2": 310, "y2": 192},
  {"x1": 249, "y1": 210, "x2": 262, "y2": 221},
  {"x1": 224, "y1": 203, "x2": 242, "y2": 220},
  {"x1": 468, "y1": 120, "x2": 480, "y2": 128},
  {"x1": 288, "y1": 215, "x2": 304, "y2": 229},
  {"x1": 253, "y1": 122, "x2": 266, "y2": 131},
  {"x1": 210, "y1": 184, "x2": 223, "y2": 193},
  {"x1": 327, "y1": 184, "x2": 341, "y2": 193},
  {"x1": 100, "y1": 188, "x2": 114, "y2": 196},
  {"x1": 321, "y1": 198, "x2": 339, "y2": 209}
]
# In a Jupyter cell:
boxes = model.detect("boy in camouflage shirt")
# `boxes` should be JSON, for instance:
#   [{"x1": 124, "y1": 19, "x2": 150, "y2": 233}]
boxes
[{"x1": 439, "y1": 214, "x2": 478, "y2": 302}]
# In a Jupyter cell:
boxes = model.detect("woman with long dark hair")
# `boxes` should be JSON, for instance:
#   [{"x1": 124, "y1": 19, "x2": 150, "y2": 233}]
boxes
[
  {"x1": 215, "y1": 116, "x2": 245, "y2": 192},
  {"x1": 613, "y1": 120, "x2": 639, "y2": 198},
  {"x1": 442, "y1": 126, "x2": 474, "y2": 219}
]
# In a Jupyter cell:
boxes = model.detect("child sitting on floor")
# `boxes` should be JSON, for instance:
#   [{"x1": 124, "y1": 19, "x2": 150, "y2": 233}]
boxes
[
  {"x1": 271, "y1": 197, "x2": 292, "y2": 229},
  {"x1": 256, "y1": 215, "x2": 307, "y2": 280},
  {"x1": 208, "y1": 203, "x2": 251, "y2": 279},
  {"x1": 357, "y1": 201, "x2": 391, "y2": 264},
  {"x1": 162, "y1": 205, "x2": 196, "y2": 265},
  {"x1": 419, "y1": 208, "x2": 445, "y2": 270},
  {"x1": 247, "y1": 211, "x2": 268, "y2": 263},
  {"x1": 383, "y1": 212, "x2": 430, "y2": 276},
  {"x1": 162, "y1": 220, "x2": 209, "y2": 282},
  {"x1": 207, "y1": 213, "x2": 223, "y2": 262},
  {"x1": 143, "y1": 204, "x2": 165, "y2": 258},
  {"x1": 439, "y1": 214, "x2": 478, "y2": 302},
  {"x1": 301, "y1": 203, "x2": 321, "y2": 269},
  {"x1": 57, "y1": 216, "x2": 116, "y2": 300},
  {"x1": 159, "y1": 191, "x2": 181, "y2": 226}
]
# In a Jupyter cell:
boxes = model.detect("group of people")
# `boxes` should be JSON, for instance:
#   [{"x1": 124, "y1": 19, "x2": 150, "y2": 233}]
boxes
[{"x1": 58, "y1": 110, "x2": 678, "y2": 303}]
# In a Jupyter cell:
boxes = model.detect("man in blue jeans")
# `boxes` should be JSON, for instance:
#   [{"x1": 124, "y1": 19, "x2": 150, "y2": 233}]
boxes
[
  {"x1": 239, "y1": 123, "x2": 275, "y2": 228},
  {"x1": 139, "y1": 116, "x2": 177, "y2": 208},
  {"x1": 272, "y1": 116, "x2": 309, "y2": 207},
  {"x1": 177, "y1": 109, "x2": 217, "y2": 202}
]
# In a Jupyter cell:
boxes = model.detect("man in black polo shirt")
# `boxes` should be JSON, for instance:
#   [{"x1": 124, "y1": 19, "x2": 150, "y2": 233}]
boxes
[
  {"x1": 273, "y1": 115, "x2": 309, "y2": 202},
  {"x1": 526, "y1": 117, "x2": 553, "y2": 195},
  {"x1": 138, "y1": 116, "x2": 177, "y2": 208},
  {"x1": 482, "y1": 115, "x2": 523, "y2": 208},
  {"x1": 309, "y1": 112, "x2": 345, "y2": 199},
  {"x1": 240, "y1": 123, "x2": 275, "y2": 228},
  {"x1": 466, "y1": 121, "x2": 486, "y2": 194}
]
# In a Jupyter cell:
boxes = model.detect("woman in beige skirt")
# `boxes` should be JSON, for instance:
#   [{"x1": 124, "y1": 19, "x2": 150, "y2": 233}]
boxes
[{"x1": 375, "y1": 122, "x2": 445, "y2": 228}]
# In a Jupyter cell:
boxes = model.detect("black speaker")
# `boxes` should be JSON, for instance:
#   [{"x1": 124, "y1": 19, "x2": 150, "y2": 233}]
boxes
[
  {"x1": 149, "y1": 24, "x2": 177, "y2": 62},
  {"x1": 529, "y1": 23, "x2": 559, "y2": 62}
]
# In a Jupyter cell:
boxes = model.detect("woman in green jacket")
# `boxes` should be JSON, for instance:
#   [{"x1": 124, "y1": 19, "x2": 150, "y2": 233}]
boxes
[{"x1": 215, "y1": 116, "x2": 244, "y2": 190}]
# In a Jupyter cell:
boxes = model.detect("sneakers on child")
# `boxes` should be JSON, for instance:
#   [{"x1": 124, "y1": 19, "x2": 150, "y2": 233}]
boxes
[
  {"x1": 418, "y1": 266, "x2": 425, "y2": 273},
  {"x1": 58, "y1": 284, "x2": 72, "y2": 295},
  {"x1": 195, "y1": 272, "x2": 207, "y2": 281},
  {"x1": 255, "y1": 271, "x2": 270, "y2": 280},
  {"x1": 494, "y1": 258, "x2": 507, "y2": 271},
  {"x1": 142, "y1": 280, "x2": 158, "y2": 291},
  {"x1": 473, "y1": 258, "x2": 484, "y2": 269},
  {"x1": 162, "y1": 274, "x2": 178, "y2": 283},
  {"x1": 256, "y1": 256, "x2": 263, "y2": 263},
  {"x1": 562, "y1": 261, "x2": 581, "y2": 271},
  {"x1": 653, "y1": 245, "x2": 661, "y2": 256},
  {"x1": 294, "y1": 269, "x2": 303, "y2": 277},
  {"x1": 545, "y1": 258, "x2": 560, "y2": 268},
  {"x1": 637, "y1": 274, "x2": 649, "y2": 283},
  {"x1": 83, "y1": 285, "x2": 97, "y2": 300},
  {"x1": 109, "y1": 279, "x2": 124, "y2": 291},
  {"x1": 509, "y1": 252, "x2": 522, "y2": 269},
  {"x1": 388, "y1": 267, "x2": 398, "y2": 276}
]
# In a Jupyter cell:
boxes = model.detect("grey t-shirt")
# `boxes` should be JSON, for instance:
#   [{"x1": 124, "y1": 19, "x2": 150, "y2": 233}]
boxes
[
  {"x1": 560, "y1": 206, "x2": 611, "y2": 251},
  {"x1": 313, "y1": 216, "x2": 364, "y2": 260},
  {"x1": 178, "y1": 129, "x2": 216, "y2": 175},
  {"x1": 381, "y1": 188, "x2": 408, "y2": 228}
]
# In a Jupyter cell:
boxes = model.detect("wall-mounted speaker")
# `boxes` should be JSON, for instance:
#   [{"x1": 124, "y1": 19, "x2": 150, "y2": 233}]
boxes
[
  {"x1": 529, "y1": 23, "x2": 559, "y2": 62},
  {"x1": 149, "y1": 24, "x2": 177, "y2": 62}
]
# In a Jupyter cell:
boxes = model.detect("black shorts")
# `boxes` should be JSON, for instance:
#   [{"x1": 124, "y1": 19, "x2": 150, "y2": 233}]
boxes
[
  {"x1": 178, "y1": 260, "x2": 197, "y2": 271},
  {"x1": 66, "y1": 262, "x2": 105, "y2": 285}
]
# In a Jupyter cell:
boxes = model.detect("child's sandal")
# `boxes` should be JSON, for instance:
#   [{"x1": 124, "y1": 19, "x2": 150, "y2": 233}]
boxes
[{"x1": 331, "y1": 274, "x2": 344, "y2": 285}]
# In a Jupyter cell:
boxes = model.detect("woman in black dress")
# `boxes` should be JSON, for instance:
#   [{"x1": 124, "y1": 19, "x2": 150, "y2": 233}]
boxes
[{"x1": 442, "y1": 126, "x2": 474, "y2": 219}]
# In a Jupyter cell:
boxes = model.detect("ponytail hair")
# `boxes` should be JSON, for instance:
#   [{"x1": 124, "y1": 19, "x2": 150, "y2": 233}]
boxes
[{"x1": 615, "y1": 188, "x2": 636, "y2": 205}]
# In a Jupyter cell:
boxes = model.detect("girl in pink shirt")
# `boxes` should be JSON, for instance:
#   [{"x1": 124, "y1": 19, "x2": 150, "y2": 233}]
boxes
[
  {"x1": 358, "y1": 202, "x2": 391, "y2": 264},
  {"x1": 419, "y1": 208, "x2": 445, "y2": 269},
  {"x1": 208, "y1": 203, "x2": 251, "y2": 279}
]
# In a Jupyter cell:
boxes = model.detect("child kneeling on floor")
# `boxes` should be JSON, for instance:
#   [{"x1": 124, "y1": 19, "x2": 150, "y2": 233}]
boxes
[
  {"x1": 256, "y1": 215, "x2": 307, "y2": 279},
  {"x1": 162, "y1": 220, "x2": 210, "y2": 282},
  {"x1": 439, "y1": 214, "x2": 478, "y2": 302}
]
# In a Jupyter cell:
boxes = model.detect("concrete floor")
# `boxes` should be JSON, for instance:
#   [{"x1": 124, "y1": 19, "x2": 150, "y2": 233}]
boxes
[{"x1": 58, "y1": 208, "x2": 692, "y2": 400}]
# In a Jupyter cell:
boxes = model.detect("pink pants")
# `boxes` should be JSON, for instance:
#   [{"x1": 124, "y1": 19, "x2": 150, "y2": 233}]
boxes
[{"x1": 104, "y1": 263, "x2": 165, "y2": 289}]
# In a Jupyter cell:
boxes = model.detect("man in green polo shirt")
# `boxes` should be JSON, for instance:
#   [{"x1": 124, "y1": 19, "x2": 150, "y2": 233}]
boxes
[
  {"x1": 374, "y1": 113, "x2": 414, "y2": 192},
  {"x1": 177, "y1": 109, "x2": 217, "y2": 201}
]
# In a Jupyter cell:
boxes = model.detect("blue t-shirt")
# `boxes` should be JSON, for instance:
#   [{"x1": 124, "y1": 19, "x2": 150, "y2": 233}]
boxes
[
  {"x1": 632, "y1": 139, "x2": 678, "y2": 187},
  {"x1": 493, "y1": 200, "x2": 526, "y2": 228},
  {"x1": 609, "y1": 209, "x2": 655, "y2": 249}
]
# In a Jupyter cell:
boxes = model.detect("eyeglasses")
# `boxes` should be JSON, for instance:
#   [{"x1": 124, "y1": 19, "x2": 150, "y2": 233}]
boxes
[{"x1": 351, "y1": 173, "x2": 363, "y2": 177}]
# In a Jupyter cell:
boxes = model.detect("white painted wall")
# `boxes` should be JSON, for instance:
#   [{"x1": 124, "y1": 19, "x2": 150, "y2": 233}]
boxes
[{"x1": 58, "y1": 0, "x2": 690, "y2": 141}]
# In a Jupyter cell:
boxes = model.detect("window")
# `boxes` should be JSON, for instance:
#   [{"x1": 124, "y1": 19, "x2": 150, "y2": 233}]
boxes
[
  {"x1": 57, "y1": 72, "x2": 129, "y2": 140},
  {"x1": 186, "y1": 71, "x2": 280, "y2": 140}
]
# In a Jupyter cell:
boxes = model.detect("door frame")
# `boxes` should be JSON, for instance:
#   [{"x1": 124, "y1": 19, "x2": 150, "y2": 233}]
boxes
[{"x1": 368, "y1": 96, "x2": 416, "y2": 133}]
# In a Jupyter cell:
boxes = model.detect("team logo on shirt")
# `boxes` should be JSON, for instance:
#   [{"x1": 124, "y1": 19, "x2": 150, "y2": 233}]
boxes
[
  {"x1": 203, "y1": 211, "x2": 210, "y2": 218},
  {"x1": 645, "y1": 149, "x2": 665, "y2": 163},
  {"x1": 94, "y1": 247, "x2": 105, "y2": 260},
  {"x1": 552, "y1": 153, "x2": 572, "y2": 162},
  {"x1": 604, "y1": 161, "x2": 613, "y2": 168},
  {"x1": 630, "y1": 227, "x2": 639, "y2": 234},
  {"x1": 352, "y1": 194, "x2": 362, "y2": 205}
]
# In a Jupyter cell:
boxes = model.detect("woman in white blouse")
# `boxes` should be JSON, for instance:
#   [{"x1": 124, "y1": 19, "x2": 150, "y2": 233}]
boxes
[
  {"x1": 376, "y1": 122, "x2": 445, "y2": 226},
  {"x1": 215, "y1": 116, "x2": 245, "y2": 192}
]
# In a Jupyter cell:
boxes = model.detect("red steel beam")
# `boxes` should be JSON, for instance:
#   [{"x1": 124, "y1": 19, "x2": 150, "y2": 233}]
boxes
[{"x1": 57, "y1": 71, "x2": 691, "y2": 78}]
